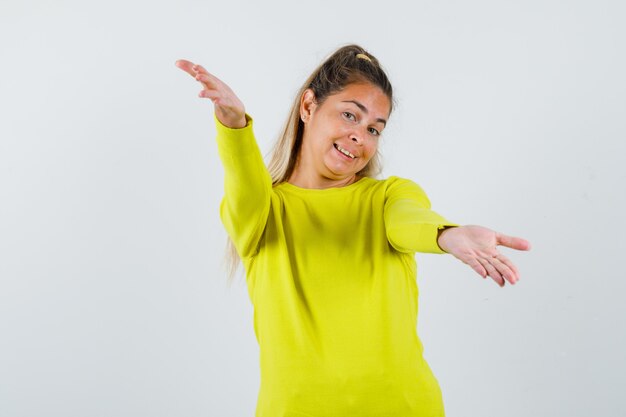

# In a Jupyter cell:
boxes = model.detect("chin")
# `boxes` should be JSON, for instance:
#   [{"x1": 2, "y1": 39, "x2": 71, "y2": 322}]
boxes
[
  {"x1": 325, "y1": 163, "x2": 355, "y2": 175},
  {"x1": 324, "y1": 157, "x2": 367, "y2": 179}
]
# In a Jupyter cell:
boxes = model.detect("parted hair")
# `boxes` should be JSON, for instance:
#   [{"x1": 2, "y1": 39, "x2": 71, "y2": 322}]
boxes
[{"x1": 226, "y1": 44, "x2": 394, "y2": 284}]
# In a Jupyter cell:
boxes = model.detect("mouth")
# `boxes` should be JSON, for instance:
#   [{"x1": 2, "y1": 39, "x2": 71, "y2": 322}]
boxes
[{"x1": 333, "y1": 143, "x2": 356, "y2": 159}]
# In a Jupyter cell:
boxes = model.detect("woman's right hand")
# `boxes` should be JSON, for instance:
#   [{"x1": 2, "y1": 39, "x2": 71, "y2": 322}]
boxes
[{"x1": 175, "y1": 59, "x2": 247, "y2": 129}]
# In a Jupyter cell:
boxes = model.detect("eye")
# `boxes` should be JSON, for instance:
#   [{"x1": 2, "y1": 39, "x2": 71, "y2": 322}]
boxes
[
  {"x1": 342, "y1": 111, "x2": 356, "y2": 121},
  {"x1": 368, "y1": 127, "x2": 381, "y2": 136}
]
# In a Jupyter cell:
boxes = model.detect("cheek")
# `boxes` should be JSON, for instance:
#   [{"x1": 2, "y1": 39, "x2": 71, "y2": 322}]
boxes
[{"x1": 364, "y1": 140, "x2": 379, "y2": 158}]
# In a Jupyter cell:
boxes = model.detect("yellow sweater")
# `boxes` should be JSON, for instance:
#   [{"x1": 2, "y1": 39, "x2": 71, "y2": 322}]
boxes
[{"x1": 216, "y1": 115, "x2": 457, "y2": 417}]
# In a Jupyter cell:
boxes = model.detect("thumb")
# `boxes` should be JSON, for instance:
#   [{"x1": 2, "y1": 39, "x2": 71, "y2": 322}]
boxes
[{"x1": 497, "y1": 233, "x2": 531, "y2": 251}]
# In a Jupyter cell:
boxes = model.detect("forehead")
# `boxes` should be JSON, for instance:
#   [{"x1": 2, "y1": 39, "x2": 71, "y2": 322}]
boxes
[{"x1": 326, "y1": 82, "x2": 391, "y2": 118}]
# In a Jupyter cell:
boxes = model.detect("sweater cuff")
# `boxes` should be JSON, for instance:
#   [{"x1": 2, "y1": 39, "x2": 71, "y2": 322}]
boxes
[
  {"x1": 214, "y1": 113, "x2": 257, "y2": 157},
  {"x1": 424, "y1": 223, "x2": 460, "y2": 254},
  {"x1": 434, "y1": 225, "x2": 459, "y2": 253}
]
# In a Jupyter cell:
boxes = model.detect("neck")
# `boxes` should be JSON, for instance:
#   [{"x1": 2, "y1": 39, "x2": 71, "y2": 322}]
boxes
[{"x1": 288, "y1": 168, "x2": 360, "y2": 189}]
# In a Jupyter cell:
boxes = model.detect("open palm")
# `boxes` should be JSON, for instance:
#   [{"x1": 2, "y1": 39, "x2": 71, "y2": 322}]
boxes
[{"x1": 437, "y1": 225, "x2": 531, "y2": 287}]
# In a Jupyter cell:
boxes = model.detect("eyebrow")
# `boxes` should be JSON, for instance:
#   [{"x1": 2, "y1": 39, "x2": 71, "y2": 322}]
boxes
[{"x1": 341, "y1": 100, "x2": 387, "y2": 126}]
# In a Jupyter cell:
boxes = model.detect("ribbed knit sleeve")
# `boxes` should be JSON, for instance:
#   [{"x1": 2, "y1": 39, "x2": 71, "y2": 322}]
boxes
[
  {"x1": 384, "y1": 177, "x2": 458, "y2": 254},
  {"x1": 214, "y1": 114, "x2": 272, "y2": 259}
]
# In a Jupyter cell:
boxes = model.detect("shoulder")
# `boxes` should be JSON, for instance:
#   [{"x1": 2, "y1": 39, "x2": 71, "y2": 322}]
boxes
[
  {"x1": 382, "y1": 176, "x2": 428, "y2": 195},
  {"x1": 381, "y1": 176, "x2": 432, "y2": 208}
]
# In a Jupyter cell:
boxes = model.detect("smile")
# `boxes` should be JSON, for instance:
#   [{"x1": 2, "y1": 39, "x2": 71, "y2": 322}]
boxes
[{"x1": 334, "y1": 144, "x2": 356, "y2": 159}]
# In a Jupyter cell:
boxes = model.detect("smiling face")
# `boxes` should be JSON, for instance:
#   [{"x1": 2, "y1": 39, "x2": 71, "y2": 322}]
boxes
[{"x1": 290, "y1": 82, "x2": 392, "y2": 189}]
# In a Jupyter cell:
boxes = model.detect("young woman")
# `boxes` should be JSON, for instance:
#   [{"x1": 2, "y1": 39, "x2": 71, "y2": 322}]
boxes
[{"x1": 176, "y1": 45, "x2": 530, "y2": 417}]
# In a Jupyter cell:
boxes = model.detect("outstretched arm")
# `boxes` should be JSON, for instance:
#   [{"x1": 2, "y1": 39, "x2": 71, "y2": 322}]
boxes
[
  {"x1": 175, "y1": 59, "x2": 272, "y2": 259},
  {"x1": 437, "y1": 225, "x2": 531, "y2": 287}
]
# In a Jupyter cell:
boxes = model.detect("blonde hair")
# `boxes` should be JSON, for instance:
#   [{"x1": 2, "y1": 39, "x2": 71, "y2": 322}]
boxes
[{"x1": 225, "y1": 44, "x2": 394, "y2": 285}]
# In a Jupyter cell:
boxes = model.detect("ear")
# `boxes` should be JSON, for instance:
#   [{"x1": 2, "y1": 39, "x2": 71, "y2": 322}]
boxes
[{"x1": 299, "y1": 88, "x2": 317, "y2": 123}]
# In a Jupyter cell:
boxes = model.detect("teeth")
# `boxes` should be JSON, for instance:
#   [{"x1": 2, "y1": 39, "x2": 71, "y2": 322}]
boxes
[{"x1": 335, "y1": 144, "x2": 355, "y2": 159}]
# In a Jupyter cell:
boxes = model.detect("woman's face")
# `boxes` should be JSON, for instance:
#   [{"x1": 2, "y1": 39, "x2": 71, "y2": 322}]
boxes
[{"x1": 296, "y1": 82, "x2": 391, "y2": 186}]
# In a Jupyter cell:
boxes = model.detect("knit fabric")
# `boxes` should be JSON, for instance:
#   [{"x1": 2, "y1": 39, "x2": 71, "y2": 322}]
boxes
[{"x1": 216, "y1": 115, "x2": 457, "y2": 417}]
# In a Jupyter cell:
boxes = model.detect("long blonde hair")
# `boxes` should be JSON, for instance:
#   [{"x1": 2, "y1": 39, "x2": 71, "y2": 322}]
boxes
[{"x1": 225, "y1": 44, "x2": 394, "y2": 285}]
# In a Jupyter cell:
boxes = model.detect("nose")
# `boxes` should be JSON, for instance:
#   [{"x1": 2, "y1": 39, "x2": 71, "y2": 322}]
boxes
[{"x1": 350, "y1": 127, "x2": 366, "y2": 145}]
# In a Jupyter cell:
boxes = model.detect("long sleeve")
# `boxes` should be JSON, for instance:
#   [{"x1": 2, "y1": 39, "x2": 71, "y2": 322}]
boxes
[
  {"x1": 384, "y1": 177, "x2": 458, "y2": 254},
  {"x1": 215, "y1": 114, "x2": 272, "y2": 259}
]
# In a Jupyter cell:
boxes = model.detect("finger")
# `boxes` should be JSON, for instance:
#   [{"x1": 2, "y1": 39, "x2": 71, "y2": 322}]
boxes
[
  {"x1": 497, "y1": 233, "x2": 531, "y2": 251},
  {"x1": 495, "y1": 253, "x2": 520, "y2": 281},
  {"x1": 175, "y1": 59, "x2": 199, "y2": 77},
  {"x1": 192, "y1": 63, "x2": 211, "y2": 75},
  {"x1": 491, "y1": 255, "x2": 517, "y2": 285},
  {"x1": 198, "y1": 89, "x2": 220, "y2": 102},
  {"x1": 195, "y1": 73, "x2": 221, "y2": 90},
  {"x1": 477, "y1": 256, "x2": 504, "y2": 287},
  {"x1": 465, "y1": 257, "x2": 487, "y2": 279}
]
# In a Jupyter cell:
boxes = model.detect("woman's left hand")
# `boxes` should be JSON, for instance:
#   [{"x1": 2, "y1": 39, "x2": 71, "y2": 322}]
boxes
[{"x1": 437, "y1": 225, "x2": 531, "y2": 287}]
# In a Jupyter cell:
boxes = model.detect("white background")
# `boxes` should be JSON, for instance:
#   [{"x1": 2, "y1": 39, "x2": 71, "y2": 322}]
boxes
[{"x1": 1, "y1": 0, "x2": 624, "y2": 416}]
